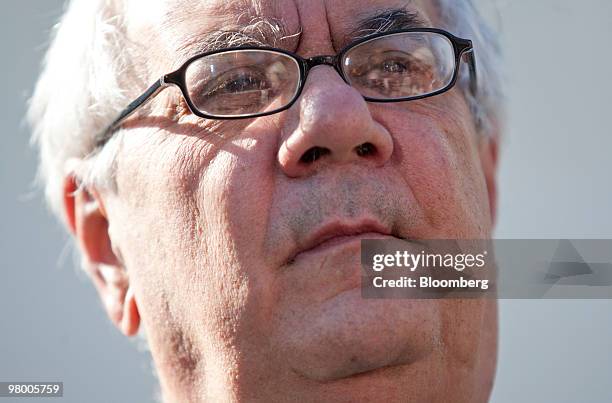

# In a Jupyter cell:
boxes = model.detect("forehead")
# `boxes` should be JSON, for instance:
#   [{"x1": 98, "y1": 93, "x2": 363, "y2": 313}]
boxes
[{"x1": 126, "y1": 0, "x2": 438, "y2": 66}]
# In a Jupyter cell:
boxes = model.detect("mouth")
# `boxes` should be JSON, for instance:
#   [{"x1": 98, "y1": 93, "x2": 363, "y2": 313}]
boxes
[{"x1": 289, "y1": 218, "x2": 396, "y2": 263}]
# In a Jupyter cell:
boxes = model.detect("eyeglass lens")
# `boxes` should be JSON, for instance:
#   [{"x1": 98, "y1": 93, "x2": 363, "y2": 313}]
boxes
[{"x1": 342, "y1": 32, "x2": 455, "y2": 100}]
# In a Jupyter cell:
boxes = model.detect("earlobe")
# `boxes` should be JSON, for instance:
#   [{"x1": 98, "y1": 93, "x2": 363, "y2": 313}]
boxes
[
  {"x1": 62, "y1": 175, "x2": 141, "y2": 336},
  {"x1": 121, "y1": 286, "x2": 141, "y2": 337}
]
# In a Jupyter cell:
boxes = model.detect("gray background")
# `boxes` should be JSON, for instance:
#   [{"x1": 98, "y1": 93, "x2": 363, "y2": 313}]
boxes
[{"x1": 1, "y1": 1, "x2": 610, "y2": 402}]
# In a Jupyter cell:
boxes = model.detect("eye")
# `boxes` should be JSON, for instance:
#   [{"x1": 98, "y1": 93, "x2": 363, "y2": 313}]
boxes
[
  {"x1": 205, "y1": 68, "x2": 270, "y2": 96},
  {"x1": 344, "y1": 48, "x2": 438, "y2": 98},
  {"x1": 190, "y1": 66, "x2": 280, "y2": 115},
  {"x1": 372, "y1": 51, "x2": 414, "y2": 76},
  {"x1": 346, "y1": 50, "x2": 414, "y2": 79},
  {"x1": 381, "y1": 59, "x2": 409, "y2": 74}
]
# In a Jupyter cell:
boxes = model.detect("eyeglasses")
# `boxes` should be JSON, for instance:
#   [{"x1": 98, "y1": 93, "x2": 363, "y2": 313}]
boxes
[{"x1": 95, "y1": 28, "x2": 476, "y2": 148}]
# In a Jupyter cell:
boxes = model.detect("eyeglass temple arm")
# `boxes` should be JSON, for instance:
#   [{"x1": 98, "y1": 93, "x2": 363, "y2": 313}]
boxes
[
  {"x1": 94, "y1": 76, "x2": 168, "y2": 148},
  {"x1": 463, "y1": 48, "x2": 478, "y2": 97}
]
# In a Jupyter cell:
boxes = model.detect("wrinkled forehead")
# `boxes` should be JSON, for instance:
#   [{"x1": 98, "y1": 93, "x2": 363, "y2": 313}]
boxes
[{"x1": 125, "y1": 0, "x2": 438, "y2": 69}]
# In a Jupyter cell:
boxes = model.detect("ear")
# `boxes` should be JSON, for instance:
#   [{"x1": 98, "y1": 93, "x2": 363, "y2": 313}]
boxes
[
  {"x1": 63, "y1": 176, "x2": 140, "y2": 336},
  {"x1": 478, "y1": 135, "x2": 499, "y2": 226}
]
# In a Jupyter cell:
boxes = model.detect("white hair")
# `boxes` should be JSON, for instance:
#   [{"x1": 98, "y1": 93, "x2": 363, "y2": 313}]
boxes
[
  {"x1": 28, "y1": 0, "x2": 141, "y2": 222},
  {"x1": 28, "y1": 0, "x2": 504, "y2": 224}
]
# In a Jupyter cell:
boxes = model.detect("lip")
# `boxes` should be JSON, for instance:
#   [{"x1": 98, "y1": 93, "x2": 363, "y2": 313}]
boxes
[{"x1": 290, "y1": 219, "x2": 394, "y2": 262}]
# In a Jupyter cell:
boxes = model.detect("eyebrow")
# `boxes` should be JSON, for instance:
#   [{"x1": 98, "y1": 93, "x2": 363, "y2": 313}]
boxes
[
  {"x1": 176, "y1": 16, "x2": 298, "y2": 58},
  {"x1": 349, "y1": 7, "x2": 428, "y2": 40}
]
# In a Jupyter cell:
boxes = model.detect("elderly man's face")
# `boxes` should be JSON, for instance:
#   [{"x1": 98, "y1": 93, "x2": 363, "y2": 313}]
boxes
[{"x1": 71, "y1": 0, "x2": 498, "y2": 401}]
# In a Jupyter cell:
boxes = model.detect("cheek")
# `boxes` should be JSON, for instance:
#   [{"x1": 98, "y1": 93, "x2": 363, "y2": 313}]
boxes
[
  {"x1": 372, "y1": 96, "x2": 490, "y2": 237},
  {"x1": 110, "y1": 123, "x2": 279, "y2": 347},
  {"x1": 198, "y1": 129, "x2": 279, "y2": 270},
  {"x1": 114, "y1": 122, "x2": 278, "y2": 269}
]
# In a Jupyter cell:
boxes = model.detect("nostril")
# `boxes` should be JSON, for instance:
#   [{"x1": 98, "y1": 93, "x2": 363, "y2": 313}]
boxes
[
  {"x1": 300, "y1": 146, "x2": 330, "y2": 164},
  {"x1": 355, "y1": 142, "x2": 377, "y2": 157}
]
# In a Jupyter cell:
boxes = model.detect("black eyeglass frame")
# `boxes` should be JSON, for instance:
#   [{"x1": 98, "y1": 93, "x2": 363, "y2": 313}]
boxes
[{"x1": 95, "y1": 28, "x2": 476, "y2": 148}]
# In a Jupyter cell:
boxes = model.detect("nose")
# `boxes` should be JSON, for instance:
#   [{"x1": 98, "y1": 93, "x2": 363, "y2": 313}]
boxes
[{"x1": 278, "y1": 66, "x2": 394, "y2": 177}]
